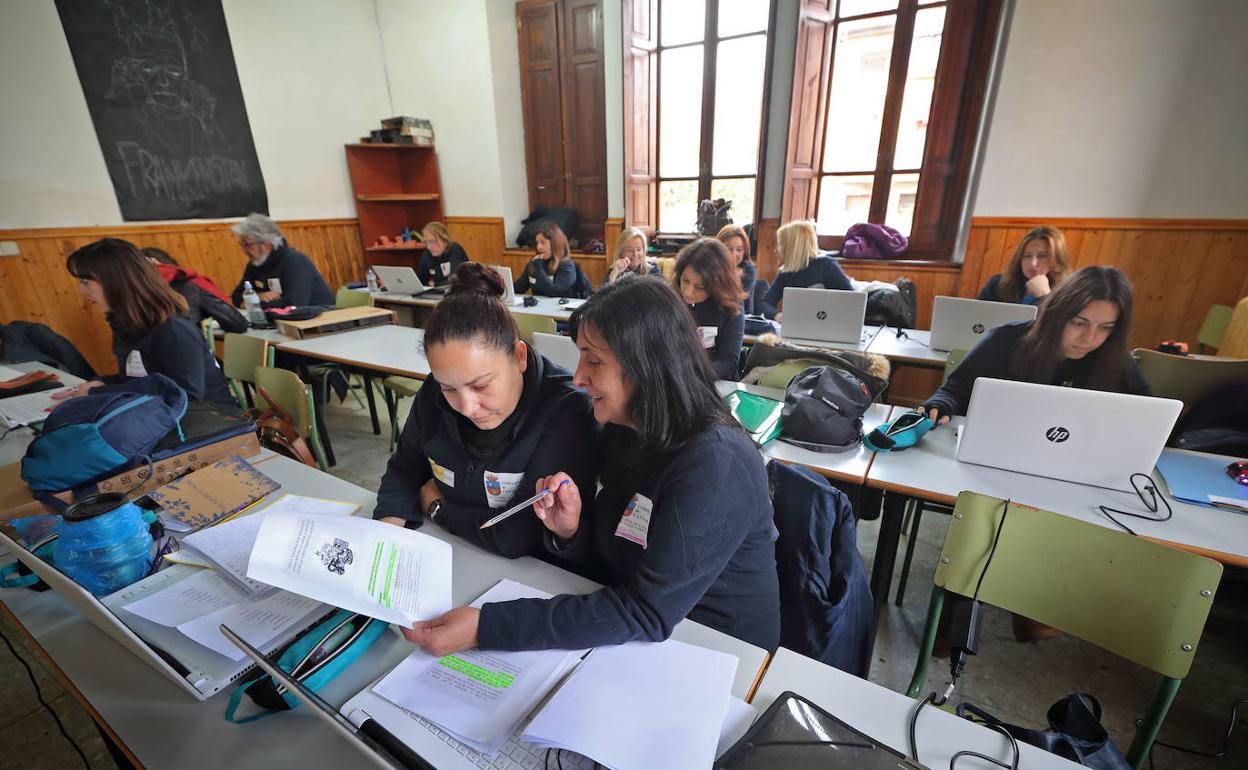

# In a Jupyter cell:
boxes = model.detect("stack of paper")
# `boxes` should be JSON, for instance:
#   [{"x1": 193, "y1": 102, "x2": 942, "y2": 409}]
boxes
[{"x1": 0, "y1": 389, "x2": 64, "y2": 428}]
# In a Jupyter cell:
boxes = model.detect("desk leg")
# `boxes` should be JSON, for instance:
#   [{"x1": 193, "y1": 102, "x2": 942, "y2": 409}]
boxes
[
  {"x1": 871, "y1": 491, "x2": 908, "y2": 629},
  {"x1": 362, "y1": 374, "x2": 381, "y2": 435}
]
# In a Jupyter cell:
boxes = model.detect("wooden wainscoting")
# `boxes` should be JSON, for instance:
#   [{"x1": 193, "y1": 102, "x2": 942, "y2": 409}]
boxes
[
  {"x1": 0, "y1": 218, "x2": 364, "y2": 374},
  {"x1": 445, "y1": 216, "x2": 506, "y2": 266},
  {"x1": 754, "y1": 218, "x2": 779, "y2": 282}
]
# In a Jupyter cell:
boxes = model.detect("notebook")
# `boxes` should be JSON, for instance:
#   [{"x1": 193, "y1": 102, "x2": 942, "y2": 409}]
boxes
[
  {"x1": 1156, "y1": 451, "x2": 1248, "y2": 512},
  {"x1": 148, "y1": 455, "x2": 280, "y2": 531}
]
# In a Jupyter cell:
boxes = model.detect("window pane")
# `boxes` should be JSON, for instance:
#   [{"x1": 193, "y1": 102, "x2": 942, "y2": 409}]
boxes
[
  {"x1": 718, "y1": 0, "x2": 769, "y2": 37},
  {"x1": 821, "y1": 15, "x2": 897, "y2": 173},
  {"x1": 659, "y1": 180, "x2": 699, "y2": 233},
  {"x1": 711, "y1": 178, "x2": 757, "y2": 226},
  {"x1": 659, "y1": 46, "x2": 704, "y2": 177},
  {"x1": 886, "y1": 172, "x2": 919, "y2": 237},
  {"x1": 892, "y1": 6, "x2": 945, "y2": 169},
  {"x1": 816, "y1": 175, "x2": 874, "y2": 237},
  {"x1": 712, "y1": 35, "x2": 766, "y2": 176},
  {"x1": 661, "y1": 0, "x2": 706, "y2": 46},
  {"x1": 838, "y1": 0, "x2": 898, "y2": 18}
]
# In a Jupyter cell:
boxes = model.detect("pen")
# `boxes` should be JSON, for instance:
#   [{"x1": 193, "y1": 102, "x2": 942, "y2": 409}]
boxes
[{"x1": 478, "y1": 479, "x2": 570, "y2": 530}]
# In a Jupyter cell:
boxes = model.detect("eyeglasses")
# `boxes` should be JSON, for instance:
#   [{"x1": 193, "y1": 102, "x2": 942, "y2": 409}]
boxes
[{"x1": 1227, "y1": 461, "x2": 1248, "y2": 486}]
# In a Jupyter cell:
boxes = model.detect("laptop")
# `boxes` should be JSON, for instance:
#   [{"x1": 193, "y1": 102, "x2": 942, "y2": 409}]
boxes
[
  {"x1": 372, "y1": 266, "x2": 446, "y2": 298},
  {"x1": 484, "y1": 264, "x2": 523, "y2": 306},
  {"x1": 0, "y1": 532, "x2": 327, "y2": 700},
  {"x1": 781, "y1": 288, "x2": 868, "y2": 345},
  {"x1": 956, "y1": 378, "x2": 1183, "y2": 492},
  {"x1": 930, "y1": 296, "x2": 1037, "y2": 352}
]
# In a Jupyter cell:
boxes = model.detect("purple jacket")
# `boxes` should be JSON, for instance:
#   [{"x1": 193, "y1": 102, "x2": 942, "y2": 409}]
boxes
[{"x1": 842, "y1": 223, "x2": 908, "y2": 260}]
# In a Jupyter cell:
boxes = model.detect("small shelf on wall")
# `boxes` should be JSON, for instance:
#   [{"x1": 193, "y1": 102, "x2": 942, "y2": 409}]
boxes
[
  {"x1": 345, "y1": 143, "x2": 434, "y2": 151},
  {"x1": 346, "y1": 142, "x2": 445, "y2": 265},
  {"x1": 355, "y1": 193, "x2": 441, "y2": 202}
]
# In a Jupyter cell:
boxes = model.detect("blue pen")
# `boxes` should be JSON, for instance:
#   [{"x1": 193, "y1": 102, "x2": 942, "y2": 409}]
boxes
[{"x1": 478, "y1": 479, "x2": 570, "y2": 530}]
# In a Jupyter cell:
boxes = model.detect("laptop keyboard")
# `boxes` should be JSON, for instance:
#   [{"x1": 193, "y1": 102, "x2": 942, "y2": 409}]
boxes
[{"x1": 415, "y1": 713, "x2": 594, "y2": 770}]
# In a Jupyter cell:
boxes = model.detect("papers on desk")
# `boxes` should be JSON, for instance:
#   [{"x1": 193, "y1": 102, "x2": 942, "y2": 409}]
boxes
[
  {"x1": 1157, "y1": 452, "x2": 1248, "y2": 512},
  {"x1": 0, "y1": 366, "x2": 26, "y2": 381},
  {"x1": 246, "y1": 511, "x2": 452, "y2": 626},
  {"x1": 124, "y1": 569, "x2": 245, "y2": 627},
  {"x1": 0, "y1": 389, "x2": 64, "y2": 428}
]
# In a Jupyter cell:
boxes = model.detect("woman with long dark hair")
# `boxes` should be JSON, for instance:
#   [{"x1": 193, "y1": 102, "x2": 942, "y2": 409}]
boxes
[
  {"x1": 513, "y1": 222, "x2": 578, "y2": 297},
  {"x1": 674, "y1": 238, "x2": 745, "y2": 380},
  {"x1": 403, "y1": 275, "x2": 780, "y2": 654},
  {"x1": 55, "y1": 238, "x2": 234, "y2": 406},
  {"x1": 374, "y1": 263, "x2": 598, "y2": 557},
  {"x1": 977, "y1": 226, "x2": 1071, "y2": 305},
  {"x1": 716, "y1": 224, "x2": 756, "y2": 313},
  {"x1": 922, "y1": 266, "x2": 1150, "y2": 424}
]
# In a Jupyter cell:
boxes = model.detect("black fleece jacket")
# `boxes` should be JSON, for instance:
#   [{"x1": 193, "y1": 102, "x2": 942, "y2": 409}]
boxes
[
  {"x1": 758, "y1": 256, "x2": 853, "y2": 318},
  {"x1": 107, "y1": 315, "x2": 234, "y2": 407},
  {"x1": 417, "y1": 242, "x2": 469, "y2": 287},
  {"x1": 230, "y1": 243, "x2": 334, "y2": 308},
  {"x1": 688, "y1": 298, "x2": 745, "y2": 381},
  {"x1": 514, "y1": 258, "x2": 577, "y2": 297}
]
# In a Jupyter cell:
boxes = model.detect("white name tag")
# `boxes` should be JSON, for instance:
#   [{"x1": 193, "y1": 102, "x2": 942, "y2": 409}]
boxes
[
  {"x1": 482, "y1": 470, "x2": 524, "y2": 509},
  {"x1": 125, "y1": 350, "x2": 148, "y2": 378},
  {"x1": 268, "y1": 278, "x2": 282, "y2": 295},
  {"x1": 613, "y1": 493, "x2": 653, "y2": 548},
  {"x1": 699, "y1": 326, "x2": 717, "y2": 348},
  {"x1": 429, "y1": 458, "x2": 456, "y2": 487},
  {"x1": 440, "y1": 261, "x2": 451, "y2": 277}
]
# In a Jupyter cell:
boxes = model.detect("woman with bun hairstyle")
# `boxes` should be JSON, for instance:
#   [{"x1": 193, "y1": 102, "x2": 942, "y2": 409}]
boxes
[
  {"x1": 977, "y1": 226, "x2": 1071, "y2": 305},
  {"x1": 374, "y1": 263, "x2": 599, "y2": 558},
  {"x1": 673, "y1": 238, "x2": 746, "y2": 380}
]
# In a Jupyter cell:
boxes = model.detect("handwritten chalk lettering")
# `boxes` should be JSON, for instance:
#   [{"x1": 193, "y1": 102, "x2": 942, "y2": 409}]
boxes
[{"x1": 117, "y1": 141, "x2": 250, "y2": 204}]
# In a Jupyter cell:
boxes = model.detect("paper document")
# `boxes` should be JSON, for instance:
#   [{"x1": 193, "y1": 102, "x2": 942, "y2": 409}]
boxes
[
  {"x1": 123, "y1": 569, "x2": 246, "y2": 627},
  {"x1": 178, "y1": 590, "x2": 324, "y2": 660},
  {"x1": 372, "y1": 579, "x2": 585, "y2": 755},
  {"x1": 716, "y1": 698, "x2": 758, "y2": 759},
  {"x1": 181, "y1": 513, "x2": 275, "y2": 595},
  {"x1": 246, "y1": 512, "x2": 452, "y2": 626},
  {"x1": 0, "y1": 366, "x2": 27, "y2": 381},
  {"x1": 0, "y1": 390, "x2": 63, "y2": 428}
]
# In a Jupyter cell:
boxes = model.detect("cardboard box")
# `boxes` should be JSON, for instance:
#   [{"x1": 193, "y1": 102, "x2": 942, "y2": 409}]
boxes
[{"x1": 276, "y1": 306, "x2": 394, "y2": 339}]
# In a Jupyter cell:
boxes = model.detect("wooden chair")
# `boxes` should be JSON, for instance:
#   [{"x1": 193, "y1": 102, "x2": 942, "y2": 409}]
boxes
[
  {"x1": 221, "y1": 333, "x2": 274, "y2": 409},
  {"x1": 253, "y1": 366, "x2": 330, "y2": 472},
  {"x1": 907, "y1": 492, "x2": 1222, "y2": 768},
  {"x1": 1132, "y1": 348, "x2": 1248, "y2": 408},
  {"x1": 1218, "y1": 296, "x2": 1248, "y2": 358}
]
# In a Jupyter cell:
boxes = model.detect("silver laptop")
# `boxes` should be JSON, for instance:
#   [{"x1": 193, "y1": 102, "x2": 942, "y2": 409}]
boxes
[
  {"x1": 484, "y1": 264, "x2": 523, "y2": 306},
  {"x1": 930, "y1": 296, "x2": 1038, "y2": 352},
  {"x1": 0, "y1": 532, "x2": 326, "y2": 700},
  {"x1": 956, "y1": 378, "x2": 1183, "y2": 492},
  {"x1": 532, "y1": 332, "x2": 579, "y2": 372},
  {"x1": 373, "y1": 266, "x2": 445, "y2": 297},
  {"x1": 781, "y1": 288, "x2": 868, "y2": 345}
]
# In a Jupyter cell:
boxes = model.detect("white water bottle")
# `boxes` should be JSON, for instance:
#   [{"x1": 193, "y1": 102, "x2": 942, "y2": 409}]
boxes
[
  {"x1": 366, "y1": 267, "x2": 379, "y2": 293},
  {"x1": 242, "y1": 281, "x2": 266, "y2": 324}
]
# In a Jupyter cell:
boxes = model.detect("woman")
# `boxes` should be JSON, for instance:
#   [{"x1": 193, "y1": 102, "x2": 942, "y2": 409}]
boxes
[
  {"x1": 403, "y1": 276, "x2": 781, "y2": 656},
  {"x1": 375, "y1": 263, "x2": 598, "y2": 558},
  {"x1": 602, "y1": 227, "x2": 659, "y2": 287},
  {"x1": 513, "y1": 223, "x2": 578, "y2": 297},
  {"x1": 674, "y1": 239, "x2": 745, "y2": 381},
  {"x1": 142, "y1": 247, "x2": 249, "y2": 333},
  {"x1": 977, "y1": 226, "x2": 1070, "y2": 305},
  {"x1": 56, "y1": 238, "x2": 234, "y2": 407},
  {"x1": 758, "y1": 220, "x2": 852, "y2": 320},
  {"x1": 416, "y1": 222, "x2": 470, "y2": 287},
  {"x1": 716, "y1": 224, "x2": 756, "y2": 314},
  {"x1": 922, "y1": 266, "x2": 1150, "y2": 424}
]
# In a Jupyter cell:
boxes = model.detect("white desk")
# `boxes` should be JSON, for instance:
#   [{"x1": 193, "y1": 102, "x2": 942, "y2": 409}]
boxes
[
  {"x1": 866, "y1": 327, "x2": 948, "y2": 368},
  {"x1": 0, "y1": 453, "x2": 769, "y2": 768},
  {"x1": 373, "y1": 291, "x2": 579, "y2": 323},
  {"x1": 0, "y1": 362, "x2": 86, "y2": 467},
  {"x1": 746, "y1": 323, "x2": 882, "y2": 353},
  {"x1": 751, "y1": 648, "x2": 1081, "y2": 769},
  {"x1": 718, "y1": 381, "x2": 893, "y2": 485},
  {"x1": 276, "y1": 324, "x2": 430, "y2": 379}
]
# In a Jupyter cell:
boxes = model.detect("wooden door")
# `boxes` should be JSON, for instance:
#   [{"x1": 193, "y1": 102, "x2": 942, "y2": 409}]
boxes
[
  {"x1": 518, "y1": 0, "x2": 567, "y2": 211},
  {"x1": 559, "y1": 0, "x2": 607, "y2": 238}
]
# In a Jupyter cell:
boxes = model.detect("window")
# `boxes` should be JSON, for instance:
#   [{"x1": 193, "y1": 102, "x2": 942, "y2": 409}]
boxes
[
  {"x1": 782, "y1": 0, "x2": 1003, "y2": 259},
  {"x1": 625, "y1": 0, "x2": 775, "y2": 234}
]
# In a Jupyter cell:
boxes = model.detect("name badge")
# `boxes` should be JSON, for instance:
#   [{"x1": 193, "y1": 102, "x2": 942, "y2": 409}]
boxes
[
  {"x1": 440, "y1": 261, "x2": 451, "y2": 277},
  {"x1": 429, "y1": 458, "x2": 456, "y2": 487},
  {"x1": 699, "y1": 326, "x2": 718, "y2": 348},
  {"x1": 613, "y1": 493, "x2": 653, "y2": 548},
  {"x1": 482, "y1": 470, "x2": 524, "y2": 509},
  {"x1": 268, "y1": 278, "x2": 282, "y2": 295},
  {"x1": 125, "y1": 350, "x2": 148, "y2": 378}
]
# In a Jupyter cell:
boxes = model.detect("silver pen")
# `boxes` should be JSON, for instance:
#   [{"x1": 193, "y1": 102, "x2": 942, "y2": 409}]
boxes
[{"x1": 478, "y1": 479, "x2": 570, "y2": 530}]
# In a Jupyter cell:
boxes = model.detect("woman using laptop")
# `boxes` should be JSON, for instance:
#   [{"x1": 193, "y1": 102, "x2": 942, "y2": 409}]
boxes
[
  {"x1": 977, "y1": 225, "x2": 1071, "y2": 305},
  {"x1": 416, "y1": 222, "x2": 469, "y2": 287},
  {"x1": 921, "y1": 266, "x2": 1150, "y2": 425},
  {"x1": 673, "y1": 238, "x2": 745, "y2": 381},
  {"x1": 513, "y1": 222, "x2": 579, "y2": 297},
  {"x1": 403, "y1": 276, "x2": 780, "y2": 655},
  {"x1": 757, "y1": 220, "x2": 852, "y2": 320},
  {"x1": 716, "y1": 224, "x2": 756, "y2": 313},
  {"x1": 601, "y1": 226, "x2": 659, "y2": 286},
  {"x1": 374, "y1": 263, "x2": 598, "y2": 558}
]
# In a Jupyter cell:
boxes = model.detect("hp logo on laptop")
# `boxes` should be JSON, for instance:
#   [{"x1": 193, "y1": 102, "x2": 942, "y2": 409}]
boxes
[
  {"x1": 972, "y1": 323, "x2": 985, "y2": 334},
  {"x1": 816, "y1": 310, "x2": 827, "y2": 320},
  {"x1": 1045, "y1": 426, "x2": 1071, "y2": 443}
]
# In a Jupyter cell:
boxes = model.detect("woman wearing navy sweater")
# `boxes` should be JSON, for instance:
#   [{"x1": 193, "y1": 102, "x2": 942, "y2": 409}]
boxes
[
  {"x1": 375, "y1": 264, "x2": 598, "y2": 558},
  {"x1": 674, "y1": 238, "x2": 745, "y2": 381},
  {"x1": 717, "y1": 224, "x2": 756, "y2": 314},
  {"x1": 976, "y1": 226, "x2": 1070, "y2": 305},
  {"x1": 922, "y1": 266, "x2": 1150, "y2": 424},
  {"x1": 404, "y1": 276, "x2": 780, "y2": 654},
  {"x1": 758, "y1": 220, "x2": 852, "y2": 320},
  {"x1": 513, "y1": 222, "x2": 578, "y2": 297}
]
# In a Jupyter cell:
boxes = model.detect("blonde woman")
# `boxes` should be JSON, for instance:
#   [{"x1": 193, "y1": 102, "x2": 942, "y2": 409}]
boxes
[
  {"x1": 417, "y1": 222, "x2": 470, "y2": 287},
  {"x1": 978, "y1": 226, "x2": 1071, "y2": 305},
  {"x1": 602, "y1": 227, "x2": 659, "y2": 287},
  {"x1": 758, "y1": 220, "x2": 852, "y2": 320},
  {"x1": 716, "y1": 224, "x2": 755, "y2": 313}
]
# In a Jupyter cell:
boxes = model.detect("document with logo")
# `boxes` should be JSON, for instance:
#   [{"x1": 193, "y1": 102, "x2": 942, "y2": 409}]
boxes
[{"x1": 246, "y1": 512, "x2": 452, "y2": 626}]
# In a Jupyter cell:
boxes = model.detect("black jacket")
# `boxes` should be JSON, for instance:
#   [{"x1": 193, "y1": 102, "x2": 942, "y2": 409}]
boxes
[
  {"x1": 739, "y1": 261, "x2": 757, "y2": 315},
  {"x1": 758, "y1": 256, "x2": 853, "y2": 319},
  {"x1": 478, "y1": 422, "x2": 781, "y2": 652},
  {"x1": 921, "y1": 320, "x2": 1153, "y2": 418},
  {"x1": 688, "y1": 298, "x2": 744, "y2": 381},
  {"x1": 417, "y1": 242, "x2": 469, "y2": 287},
  {"x1": 0, "y1": 321, "x2": 96, "y2": 380},
  {"x1": 373, "y1": 352, "x2": 599, "y2": 558},
  {"x1": 107, "y1": 315, "x2": 235, "y2": 407},
  {"x1": 977, "y1": 273, "x2": 1042, "y2": 306},
  {"x1": 230, "y1": 243, "x2": 334, "y2": 308},
  {"x1": 514, "y1": 258, "x2": 578, "y2": 297},
  {"x1": 170, "y1": 278, "x2": 249, "y2": 333}
]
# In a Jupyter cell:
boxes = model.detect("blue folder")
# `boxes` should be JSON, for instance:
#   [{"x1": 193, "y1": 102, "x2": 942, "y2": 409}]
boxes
[{"x1": 1155, "y1": 451, "x2": 1248, "y2": 511}]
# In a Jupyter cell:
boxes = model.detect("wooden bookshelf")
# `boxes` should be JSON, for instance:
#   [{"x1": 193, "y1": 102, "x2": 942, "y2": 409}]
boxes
[{"x1": 345, "y1": 144, "x2": 446, "y2": 269}]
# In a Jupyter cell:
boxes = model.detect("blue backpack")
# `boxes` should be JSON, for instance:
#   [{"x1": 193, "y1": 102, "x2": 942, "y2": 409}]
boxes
[{"x1": 22, "y1": 375, "x2": 188, "y2": 493}]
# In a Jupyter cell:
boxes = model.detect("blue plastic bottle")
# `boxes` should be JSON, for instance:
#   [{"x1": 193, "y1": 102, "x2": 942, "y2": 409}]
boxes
[{"x1": 53, "y1": 493, "x2": 152, "y2": 596}]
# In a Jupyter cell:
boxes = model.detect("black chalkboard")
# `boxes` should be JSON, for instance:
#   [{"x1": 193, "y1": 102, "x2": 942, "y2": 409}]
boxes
[{"x1": 55, "y1": 0, "x2": 268, "y2": 221}]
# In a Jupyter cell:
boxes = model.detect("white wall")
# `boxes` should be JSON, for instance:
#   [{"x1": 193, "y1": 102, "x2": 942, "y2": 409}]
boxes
[
  {"x1": 760, "y1": 0, "x2": 798, "y2": 219},
  {"x1": 973, "y1": 0, "x2": 1248, "y2": 219},
  {"x1": 0, "y1": 0, "x2": 393, "y2": 228},
  {"x1": 486, "y1": 0, "x2": 532, "y2": 241}
]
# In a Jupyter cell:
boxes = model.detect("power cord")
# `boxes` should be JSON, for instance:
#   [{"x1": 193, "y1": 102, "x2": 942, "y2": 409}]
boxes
[
  {"x1": 1147, "y1": 697, "x2": 1248, "y2": 769},
  {"x1": 908, "y1": 695, "x2": 1020, "y2": 770},
  {"x1": 892, "y1": 326, "x2": 932, "y2": 347},
  {"x1": 1097, "y1": 473, "x2": 1172, "y2": 536},
  {"x1": 0, "y1": 624, "x2": 90, "y2": 769}
]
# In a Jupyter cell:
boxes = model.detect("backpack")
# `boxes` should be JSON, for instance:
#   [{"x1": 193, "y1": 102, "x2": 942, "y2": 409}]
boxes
[
  {"x1": 21, "y1": 375, "x2": 188, "y2": 493},
  {"x1": 779, "y1": 366, "x2": 874, "y2": 453}
]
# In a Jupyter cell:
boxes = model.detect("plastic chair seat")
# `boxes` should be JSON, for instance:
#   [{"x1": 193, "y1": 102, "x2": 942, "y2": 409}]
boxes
[{"x1": 383, "y1": 376, "x2": 422, "y2": 397}]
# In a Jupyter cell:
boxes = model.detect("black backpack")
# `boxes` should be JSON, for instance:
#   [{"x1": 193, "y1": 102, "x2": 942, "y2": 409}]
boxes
[{"x1": 779, "y1": 366, "x2": 875, "y2": 453}]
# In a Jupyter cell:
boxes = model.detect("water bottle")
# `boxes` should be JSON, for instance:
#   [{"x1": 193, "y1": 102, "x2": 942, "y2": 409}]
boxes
[
  {"x1": 366, "y1": 267, "x2": 379, "y2": 293},
  {"x1": 54, "y1": 493, "x2": 152, "y2": 596},
  {"x1": 242, "y1": 280, "x2": 266, "y2": 324}
]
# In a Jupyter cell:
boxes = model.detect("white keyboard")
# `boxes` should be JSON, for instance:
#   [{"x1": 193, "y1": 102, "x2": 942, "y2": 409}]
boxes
[
  {"x1": 0, "y1": 389, "x2": 63, "y2": 428},
  {"x1": 415, "y1": 713, "x2": 594, "y2": 770}
]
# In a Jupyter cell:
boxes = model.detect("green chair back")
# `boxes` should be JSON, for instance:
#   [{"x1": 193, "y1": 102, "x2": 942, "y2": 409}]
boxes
[
  {"x1": 514, "y1": 314, "x2": 557, "y2": 344},
  {"x1": 1220, "y1": 296, "x2": 1248, "y2": 359},
  {"x1": 940, "y1": 348, "x2": 969, "y2": 385},
  {"x1": 222, "y1": 333, "x2": 274, "y2": 407},
  {"x1": 254, "y1": 366, "x2": 329, "y2": 471},
  {"x1": 755, "y1": 358, "x2": 824, "y2": 390},
  {"x1": 336, "y1": 287, "x2": 374, "y2": 308},
  {"x1": 1196, "y1": 304, "x2": 1233, "y2": 350},
  {"x1": 1133, "y1": 347, "x2": 1248, "y2": 408}
]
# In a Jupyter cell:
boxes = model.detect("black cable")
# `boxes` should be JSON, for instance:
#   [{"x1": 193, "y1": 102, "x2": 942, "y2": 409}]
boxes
[
  {"x1": 908, "y1": 693, "x2": 938, "y2": 762},
  {"x1": 1147, "y1": 697, "x2": 1248, "y2": 768},
  {"x1": 949, "y1": 723, "x2": 1020, "y2": 770},
  {"x1": 893, "y1": 326, "x2": 932, "y2": 347},
  {"x1": 1098, "y1": 473, "x2": 1173, "y2": 536},
  {"x1": 0, "y1": 625, "x2": 90, "y2": 769}
]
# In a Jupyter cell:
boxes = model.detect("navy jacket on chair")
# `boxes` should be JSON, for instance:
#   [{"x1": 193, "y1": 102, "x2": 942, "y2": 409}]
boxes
[{"x1": 769, "y1": 460, "x2": 874, "y2": 677}]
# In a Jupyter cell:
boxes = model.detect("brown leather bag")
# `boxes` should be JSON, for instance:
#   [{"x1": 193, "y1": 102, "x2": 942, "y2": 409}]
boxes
[{"x1": 249, "y1": 385, "x2": 318, "y2": 468}]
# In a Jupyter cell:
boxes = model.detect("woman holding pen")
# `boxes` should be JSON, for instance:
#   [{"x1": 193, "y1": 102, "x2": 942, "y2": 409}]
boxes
[
  {"x1": 404, "y1": 274, "x2": 781, "y2": 654},
  {"x1": 373, "y1": 263, "x2": 598, "y2": 558}
]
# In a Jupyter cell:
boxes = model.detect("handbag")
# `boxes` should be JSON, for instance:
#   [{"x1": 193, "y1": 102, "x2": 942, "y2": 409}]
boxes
[
  {"x1": 248, "y1": 385, "x2": 318, "y2": 468},
  {"x1": 957, "y1": 693, "x2": 1131, "y2": 770}
]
